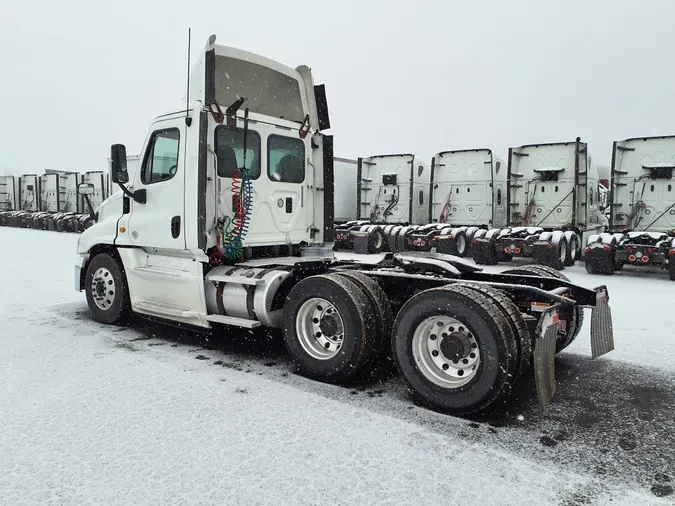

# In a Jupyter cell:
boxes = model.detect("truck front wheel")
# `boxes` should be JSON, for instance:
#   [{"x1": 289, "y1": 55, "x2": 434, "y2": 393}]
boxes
[{"x1": 84, "y1": 253, "x2": 130, "y2": 325}]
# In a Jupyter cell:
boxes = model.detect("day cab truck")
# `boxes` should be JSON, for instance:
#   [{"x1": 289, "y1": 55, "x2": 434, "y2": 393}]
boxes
[
  {"x1": 585, "y1": 135, "x2": 675, "y2": 279},
  {"x1": 472, "y1": 138, "x2": 608, "y2": 270},
  {"x1": 74, "y1": 34, "x2": 615, "y2": 414}
]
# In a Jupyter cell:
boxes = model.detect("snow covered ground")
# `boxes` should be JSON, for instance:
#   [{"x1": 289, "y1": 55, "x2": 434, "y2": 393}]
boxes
[{"x1": 1, "y1": 227, "x2": 674, "y2": 505}]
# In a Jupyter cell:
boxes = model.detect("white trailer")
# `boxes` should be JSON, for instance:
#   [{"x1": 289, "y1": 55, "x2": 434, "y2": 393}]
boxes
[
  {"x1": 472, "y1": 138, "x2": 607, "y2": 270},
  {"x1": 74, "y1": 34, "x2": 614, "y2": 415},
  {"x1": 585, "y1": 135, "x2": 675, "y2": 279},
  {"x1": 333, "y1": 157, "x2": 357, "y2": 223}
]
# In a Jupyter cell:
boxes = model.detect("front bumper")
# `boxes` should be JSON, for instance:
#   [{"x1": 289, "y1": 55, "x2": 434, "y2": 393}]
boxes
[{"x1": 74, "y1": 254, "x2": 89, "y2": 291}]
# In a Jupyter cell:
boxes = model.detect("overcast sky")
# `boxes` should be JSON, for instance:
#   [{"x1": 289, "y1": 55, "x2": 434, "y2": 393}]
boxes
[{"x1": 1, "y1": 0, "x2": 674, "y2": 175}]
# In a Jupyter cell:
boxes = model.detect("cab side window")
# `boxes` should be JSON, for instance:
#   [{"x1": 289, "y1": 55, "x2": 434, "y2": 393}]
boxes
[
  {"x1": 214, "y1": 126, "x2": 261, "y2": 179},
  {"x1": 268, "y1": 135, "x2": 305, "y2": 183},
  {"x1": 141, "y1": 129, "x2": 180, "y2": 184}
]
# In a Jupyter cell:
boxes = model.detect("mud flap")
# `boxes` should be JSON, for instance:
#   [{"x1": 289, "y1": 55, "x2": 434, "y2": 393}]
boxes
[
  {"x1": 533, "y1": 306, "x2": 560, "y2": 409},
  {"x1": 590, "y1": 286, "x2": 615, "y2": 358},
  {"x1": 532, "y1": 240, "x2": 554, "y2": 265},
  {"x1": 352, "y1": 231, "x2": 369, "y2": 254}
]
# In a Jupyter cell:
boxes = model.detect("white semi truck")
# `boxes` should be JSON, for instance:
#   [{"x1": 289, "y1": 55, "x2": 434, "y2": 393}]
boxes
[
  {"x1": 74, "y1": 35, "x2": 614, "y2": 414},
  {"x1": 471, "y1": 138, "x2": 607, "y2": 269},
  {"x1": 421, "y1": 148, "x2": 508, "y2": 258},
  {"x1": 334, "y1": 153, "x2": 431, "y2": 253},
  {"x1": 585, "y1": 135, "x2": 675, "y2": 279}
]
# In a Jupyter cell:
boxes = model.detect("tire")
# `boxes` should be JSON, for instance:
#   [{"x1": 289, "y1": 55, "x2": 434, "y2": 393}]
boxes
[
  {"x1": 55, "y1": 218, "x2": 66, "y2": 232},
  {"x1": 84, "y1": 253, "x2": 131, "y2": 325},
  {"x1": 453, "y1": 229, "x2": 468, "y2": 257},
  {"x1": 669, "y1": 252, "x2": 675, "y2": 281},
  {"x1": 462, "y1": 284, "x2": 531, "y2": 384},
  {"x1": 391, "y1": 284, "x2": 519, "y2": 414},
  {"x1": 282, "y1": 274, "x2": 379, "y2": 382},
  {"x1": 614, "y1": 260, "x2": 624, "y2": 271},
  {"x1": 564, "y1": 233, "x2": 579, "y2": 267},
  {"x1": 334, "y1": 271, "x2": 394, "y2": 356},
  {"x1": 549, "y1": 235, "x2": 568, "y2": 271},
  {"x1": 501, "y1": 265, "x2": 583, "y2": 353},
  {"x1": 367, "y1": 226, "x2": 385, "y2": 254}
]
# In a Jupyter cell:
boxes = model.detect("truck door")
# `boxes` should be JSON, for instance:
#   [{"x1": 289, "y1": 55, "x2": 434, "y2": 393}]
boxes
[{"x1": 125, "y1": 118, "x2": 185, "y2": 250}]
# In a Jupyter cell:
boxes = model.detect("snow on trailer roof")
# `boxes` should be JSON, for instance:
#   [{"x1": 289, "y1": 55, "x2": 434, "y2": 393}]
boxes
[{"x1": 533, "y1": 166, "x2": 566, "y2": 172}]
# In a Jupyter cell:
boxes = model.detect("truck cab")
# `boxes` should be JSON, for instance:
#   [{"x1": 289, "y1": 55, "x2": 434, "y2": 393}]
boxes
[
  {"x1": 431, "y1": 148, "x2": 507, "y2": 228},
  {"x1": 585, "y1": 135, "x2": 675, "y2": 278},
  {"x1": 76, "y1": 35, "x2": 331, "y2": 329}
]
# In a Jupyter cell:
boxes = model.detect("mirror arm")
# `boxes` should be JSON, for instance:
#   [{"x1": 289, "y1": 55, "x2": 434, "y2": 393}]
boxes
[
  {"x1": 117, "y1": 183, "x2": 146, "y2": 204},
  {"x1": 82, "y1": 194, "x2": 96, "y2": 221}
]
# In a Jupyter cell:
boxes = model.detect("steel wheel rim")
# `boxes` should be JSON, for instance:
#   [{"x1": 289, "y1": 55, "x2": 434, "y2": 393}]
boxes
[
  {"x1": 412, "y1": 316, "x2": 480, "y2": 389},
  {"x1": 456, "y1": 235, "x2": 467, "y2": 255},
  {"x1": 91, "y1": 267, "x2": 116, "y2": 311},
  {"x1": 374, "y1": 231, "x2": 383, "y2": 250},
  {"x1": 559, "y1": 241, "x2": 567, "y2": 264},
  {"x1": 296, "y1": 297, "x2": 344, "y2": 360}
]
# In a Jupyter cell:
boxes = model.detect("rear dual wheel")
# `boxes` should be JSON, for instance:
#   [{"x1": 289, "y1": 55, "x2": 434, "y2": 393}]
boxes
[
  {"x1": 282, "y1": 273, "x2": 387, "y2": 382},
  {"x1": 392, "y1": 284, "x2": 525, "y2": 414}
]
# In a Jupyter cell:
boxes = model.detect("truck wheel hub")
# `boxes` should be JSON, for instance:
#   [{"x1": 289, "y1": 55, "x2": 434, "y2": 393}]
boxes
[
  {"x1": 412, "y1": 316, "x2": 481, "y2": 389},
  {"x1": 296, "y1": 298, "x2": 344, "y2": 360},
  {"x1": 439, "y1": 333, "x2": 472, "y2": 361}
]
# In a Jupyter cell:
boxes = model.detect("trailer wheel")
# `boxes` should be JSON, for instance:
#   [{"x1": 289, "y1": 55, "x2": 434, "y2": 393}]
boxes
[
  {"x1": 454, "y1": 229, "x2": 468, "y2": 257},
  {"x1": 84, "y1": 253, "x2": 130, "y2": 325},
  {"x1": 334, "y1": 271, "x2": 393, "y2": 355},
  {"x1": 502, "y1": 265, "x2": 583, "y2": 353},
  {"x1": 392, "y1": 284, "x2": 518, "y2": 414},
  {"x1": 282, "y1": 274, "x2": 378, "y2": 382}
]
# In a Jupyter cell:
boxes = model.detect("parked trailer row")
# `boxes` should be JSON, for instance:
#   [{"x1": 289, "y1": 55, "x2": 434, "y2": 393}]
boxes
[
  {"x1": 335, "y1": 138, "x2": 608, "y2": 272},
  {"x1": 0, "y1": 171, "x2": 110, "y2": 232}
]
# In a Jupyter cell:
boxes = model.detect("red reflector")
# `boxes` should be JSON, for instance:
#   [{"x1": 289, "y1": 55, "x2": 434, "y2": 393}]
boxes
[
  {"x1": 629, "y1": 255, "x2": 636, "y2": 262},
  {"x1": 648, "y1": 248, "x2": 653, "y2": 254},
  {"x1": 474, "y1": 240, "x2": 479, "y2": 244},
  {"x1": 670, "y1": 249, "x2": 675, "y2": 255},
  {"x1": 585, "y1": 247, "x2": 591, "y2": 253},
  {"x1": 434, "y1": 236, "x2": 440, "y2": 241},
  {"x1": 626, "y1": 246, "x2": 631, "y2": 252},
  {"x1": 603, "y1": 245, "x2": 611, "y2": 251},
  {"x1": 420, "y1": 240, "x2": 426, "y2": 247},
  {"x1": 515, "y1": 248, "x2": 521, "y2": 254},
  {"x1": 505, "y1": 247, "x2": 510, "y2": 253},
  {"x1": 546, "y1": 243, "x2": 553, "y2": 249},
  {"x1": 642, "y1": 256, "x2": 649, "y2": 262}
]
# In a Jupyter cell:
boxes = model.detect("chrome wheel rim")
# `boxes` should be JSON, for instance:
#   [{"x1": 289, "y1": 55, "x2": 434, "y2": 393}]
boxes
[
  {"x1": 560, "y1": 241, "x2": 567, "y2": 264},
  {"x1": 91, "y1": 267, "x2": 116, "y2": 311},
  {"x1": 374, "y1": 231, "x2": 383, "y2": 250},
  {"x1": 296, "y1": 298, "x2": 344, "y2": 360},
  {"x1": 412, "y1": 316, "x2": 480, "y2": 389}
]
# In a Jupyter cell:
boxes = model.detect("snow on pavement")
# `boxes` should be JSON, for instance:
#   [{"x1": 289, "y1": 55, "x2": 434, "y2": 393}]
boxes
[{"x1": 0, "y1": 228, "x2": 673, "y2": 505}]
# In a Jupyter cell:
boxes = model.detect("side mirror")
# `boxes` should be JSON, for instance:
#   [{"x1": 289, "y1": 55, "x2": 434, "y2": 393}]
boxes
[
  {"x1": 111, "y1": 144, "x2": 129, "y2": 184},
  {"x1": 78, "y1": 183, "x2": 95, "y2": 196}
]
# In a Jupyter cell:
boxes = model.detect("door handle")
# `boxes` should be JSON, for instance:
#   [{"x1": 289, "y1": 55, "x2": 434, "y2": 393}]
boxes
[
  {"x1": 285, "y1": 197, "x2": 293, "y2": 213},
  {"x1": 171, "y1": 216, "x2": 181, "y2": 238}
]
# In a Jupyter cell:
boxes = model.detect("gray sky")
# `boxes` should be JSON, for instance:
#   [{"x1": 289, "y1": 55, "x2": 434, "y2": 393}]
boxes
[{"x1": 1, "y1": 0, "x2": 674, "y2": 175}]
